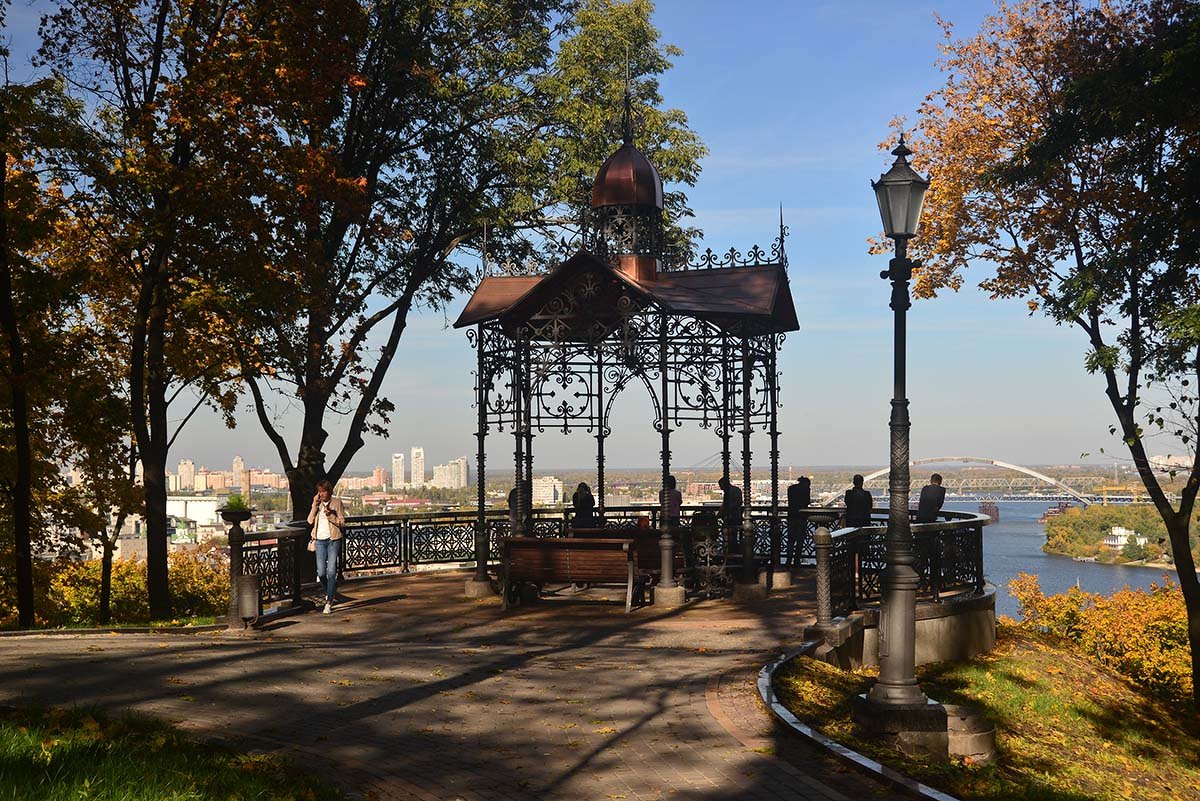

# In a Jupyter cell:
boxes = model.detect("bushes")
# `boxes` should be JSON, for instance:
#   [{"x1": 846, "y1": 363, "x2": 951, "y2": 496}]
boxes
[
  {"x1": 1009, "y1": 572, "x2": 1191, "y2": 702},
  {"x1": 0, "y1": 546, "x2": 228, "y2": 628}
]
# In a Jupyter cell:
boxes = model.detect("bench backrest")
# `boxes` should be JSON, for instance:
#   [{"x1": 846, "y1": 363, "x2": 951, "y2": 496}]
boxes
[{"x1": 504, "y1": 537, "x2": 636, "y2": 583}]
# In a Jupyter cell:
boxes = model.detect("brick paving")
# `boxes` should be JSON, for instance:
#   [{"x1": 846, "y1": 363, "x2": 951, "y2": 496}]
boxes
[{"x1": 0, "y1": 571, "x2": 902, "y2": 800}]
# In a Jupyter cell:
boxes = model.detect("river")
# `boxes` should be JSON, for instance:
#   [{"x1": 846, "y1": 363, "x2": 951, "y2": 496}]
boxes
[{"x1": 962, "y1": 500, "x2": 1172, "y2": 618}]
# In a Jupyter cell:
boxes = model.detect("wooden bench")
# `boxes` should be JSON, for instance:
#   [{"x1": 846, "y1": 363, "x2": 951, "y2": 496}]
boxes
[
  {"x1": 572, "y1": 526, "x2": 689, "y2": 580},
  {"x1": 501, "y1": 537, "x2": 646, "y2": 613}
]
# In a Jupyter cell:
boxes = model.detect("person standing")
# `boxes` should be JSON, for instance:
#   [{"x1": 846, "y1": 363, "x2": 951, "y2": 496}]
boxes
[
  {"x1": 719, "y1": 476, "x2": 744, "y2": 551},
  {"x1": 844, "y1": 474, "x2": 874, "y2": 528},
  {"x1": 660, "y1": 475, "x2": 682, "y2": 527},
  {"x1": 572, "y1": 482, "x2": 597, "y2": 529},
  {"x1": 916, "y1": 473, "x2": 947, "y2": 523},
  {"x1": 308, "y1": 480, "x2": 346, "y2": 614},
  {"x1": 786, "y1": 476, "x2": 811, "y2": 565}
]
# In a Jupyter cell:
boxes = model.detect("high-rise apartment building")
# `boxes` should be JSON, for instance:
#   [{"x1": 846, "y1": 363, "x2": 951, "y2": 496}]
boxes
[
  {"x1": 232, "y1": 455, "x2": 245, "y2": 475},
  {"x1": 178, "y1": 459, "x2": 195, "y2": 491},
  {"x1": 430, "y1": 456, "x2": 470, "y2": 489},
  {"x1": 391, "y1": 452, "x2": 405, "y2": 488},
  {"x1": 410, "y1": 447, "x2": 425, "y2": 487},
  {"x1": 372, "y1": 466, "x2": 387, "y2": 489},
  {"x1": 531, "y1": 476, "x2": 563, "y2": 506}
]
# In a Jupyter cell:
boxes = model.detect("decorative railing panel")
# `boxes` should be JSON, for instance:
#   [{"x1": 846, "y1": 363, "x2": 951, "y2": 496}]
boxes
[
  {"x1": 342, "y1": 522, "x2": 404, "y2": 571},
  {"x1": 241, "y1": 534, "x2": 300, "y2": 606},
  {"x1": 828, "y1": 533, "x2": 857, "y2": 618},
  {"x1": 411, "y1": 519, "x2": 476, "y2": 563}
]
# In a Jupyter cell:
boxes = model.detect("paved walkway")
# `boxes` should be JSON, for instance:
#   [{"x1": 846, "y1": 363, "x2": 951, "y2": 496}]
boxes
[{"x1": 0, "y1": 572, "x2": 903, "y2": 801}]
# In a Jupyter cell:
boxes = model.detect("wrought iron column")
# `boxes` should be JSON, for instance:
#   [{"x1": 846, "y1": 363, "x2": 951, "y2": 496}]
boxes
[
  {"x1": 868, "y1": 237, "x2": 926, "y2": 706},
  {"x1": 740, "y1": 342, "x2": 755, "y2": 585},
  {"x1": 658, "y1": 313, "x2": 676, "y2": 589},
  {"x1": 720, "y1": 335, "x2": 732, "y2": 482},
  {"x1": 473, "y1": 323, "x2": 489, "y2": 582},
  {"x1": 595, "y1": 346, "x2": 606, "y2": 516},
  {"x1": 768, "y1": 338, "x2": 781, "y2": 573},
  {"x1": 522, "y1": 341, "x2": 534, "y2": 536},
  {"x1": 513, "y1": 336, "x2": 526, "y2": 538}
]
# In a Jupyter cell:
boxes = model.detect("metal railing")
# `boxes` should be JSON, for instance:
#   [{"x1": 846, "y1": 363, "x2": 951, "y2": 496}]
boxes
[
  {"x1": 823, "y1": 510, "x2": 989, "y2": 618},
  {"x1": 232, "y1": 505, "x2": 986, "y2": 612}
]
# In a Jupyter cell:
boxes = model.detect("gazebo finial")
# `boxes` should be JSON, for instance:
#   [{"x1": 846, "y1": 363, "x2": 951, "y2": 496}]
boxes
[{"x1": 621, "y1": 49, "x2": 634, "y2": 145}]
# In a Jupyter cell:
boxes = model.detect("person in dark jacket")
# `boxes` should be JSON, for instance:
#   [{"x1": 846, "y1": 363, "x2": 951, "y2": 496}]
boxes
[
  {"x1": 572, "y1": 482, "x2": 597, "y2": 529},
  {"x1": 786, "y1": 476, "x2": 811, "y2": 565},
  {"x1": 719, "y1": 476, "x2": 744, "y2": 551},
  {"x1": 916, "y1": 473, "x2": 946, "y2": 523},
  {"x1": 844, "y1": 474, "x2": 873, "y2": 527}
]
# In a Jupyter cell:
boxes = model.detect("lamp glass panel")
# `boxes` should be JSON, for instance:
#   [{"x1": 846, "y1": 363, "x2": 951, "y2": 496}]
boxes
[
  {"x1": 874, "y1": 186, "x2": 894, "y2": 235},
  {"x1": 905, "y1": 183, "x2": 929, "y2": 237},
  {"x1": 887, "y1": 183, "x2": 913, "y2": 238}
]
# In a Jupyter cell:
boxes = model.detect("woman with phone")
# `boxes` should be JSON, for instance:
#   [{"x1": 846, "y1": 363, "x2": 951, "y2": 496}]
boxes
[{"x1": 307, "y1": 480, "x2": 346, "y2": 613}]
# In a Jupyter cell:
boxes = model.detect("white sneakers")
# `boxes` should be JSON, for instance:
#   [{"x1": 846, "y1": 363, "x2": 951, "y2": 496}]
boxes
[{"x1": 322, "y1": 602, "x2": 332, "y2": 614}]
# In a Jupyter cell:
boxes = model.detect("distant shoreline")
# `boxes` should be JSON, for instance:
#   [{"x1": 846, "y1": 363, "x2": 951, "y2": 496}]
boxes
[{"x1": 1044, "y1": 550, "x2": 1185, "y2": 573}]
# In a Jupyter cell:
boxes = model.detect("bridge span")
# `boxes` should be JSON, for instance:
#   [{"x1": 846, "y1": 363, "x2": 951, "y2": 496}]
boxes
[{"x1": 819, "y1": 456, "x2": 1094, "y2": 508}]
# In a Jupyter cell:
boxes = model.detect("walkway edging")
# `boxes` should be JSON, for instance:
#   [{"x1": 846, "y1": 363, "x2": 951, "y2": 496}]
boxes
[
  {"x1": 757, "y1": 644, "x2": 962, "y2": 801},
  {"x1": 0, "y1": 624, "x2": 226, "y2": 637}
]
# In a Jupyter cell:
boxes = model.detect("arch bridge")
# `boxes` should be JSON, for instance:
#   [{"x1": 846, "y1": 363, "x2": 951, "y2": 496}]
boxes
[{"x1": 820, "y1": 456, "x2": 1093, "y2": 507}]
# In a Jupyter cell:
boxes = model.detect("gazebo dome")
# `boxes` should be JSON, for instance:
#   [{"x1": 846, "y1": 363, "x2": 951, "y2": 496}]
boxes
[{"x1": 591, "y1": 142, "x2": 663, "y2": 209}]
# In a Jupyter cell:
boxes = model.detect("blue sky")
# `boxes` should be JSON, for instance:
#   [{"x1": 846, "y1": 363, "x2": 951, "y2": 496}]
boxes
[{"x1": 5, "y1": 1, "x2": 1128, "y2": 473}]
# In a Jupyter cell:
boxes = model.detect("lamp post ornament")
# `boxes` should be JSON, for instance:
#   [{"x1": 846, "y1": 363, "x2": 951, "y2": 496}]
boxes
[{"x1": 869, "y1": 135, "x2": 930, "y2": 706}]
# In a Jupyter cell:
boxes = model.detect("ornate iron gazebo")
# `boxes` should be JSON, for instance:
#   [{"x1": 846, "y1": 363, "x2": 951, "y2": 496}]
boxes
[{"x1": 454, "y1": 100, "x2": 800, "y2": 599}]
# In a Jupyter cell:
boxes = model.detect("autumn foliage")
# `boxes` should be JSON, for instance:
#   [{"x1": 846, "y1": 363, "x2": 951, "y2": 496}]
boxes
[
  {"x1": 1009, "y1": 572, "x2": 1191, "y2": 702},
  {"x1": 0, "y1": 547, "x2": 228, "y2": 629}
]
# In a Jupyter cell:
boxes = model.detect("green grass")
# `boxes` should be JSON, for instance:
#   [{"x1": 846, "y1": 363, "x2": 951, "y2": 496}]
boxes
[
  {"x1": 0, "y1": 707, "x2": 350, "y2": 801},
  {"x1": 774, "y1": 624, "x2": 1200, "y2": 801}
]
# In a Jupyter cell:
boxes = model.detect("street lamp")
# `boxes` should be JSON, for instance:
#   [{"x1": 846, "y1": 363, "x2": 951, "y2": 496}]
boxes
[{"x1": 868, "y1": 135, "x2": 929, "y2": 707}]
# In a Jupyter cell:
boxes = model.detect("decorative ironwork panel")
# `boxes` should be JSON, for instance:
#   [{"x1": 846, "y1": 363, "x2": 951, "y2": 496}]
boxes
[
  {"x1": 530, "y1": 518, "x2": 564, "y2": 538},
  {"x1": 411, "y1": 520, "x2": 476, "y2": 564},
  {"x1": 828, "y1": 533, "x2": 857, "y2": 618},
  {"x1": 342, "y1": 523, "x2": 404, "y2": 571},
  {"x1": 854, "y1": 529, "x2": 888, "y2": 603},
  {"x1": 242, "y1": 540, "x2": 289, "y2": 605},
  {"x1": 932, "y1": 522, "x2": 983, "y2": 596}
]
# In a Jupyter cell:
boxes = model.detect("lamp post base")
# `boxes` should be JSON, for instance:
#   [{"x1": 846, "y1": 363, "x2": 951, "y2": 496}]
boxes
[{"x1": 851, "y1": 694, "x2": 949, "y2": 761}]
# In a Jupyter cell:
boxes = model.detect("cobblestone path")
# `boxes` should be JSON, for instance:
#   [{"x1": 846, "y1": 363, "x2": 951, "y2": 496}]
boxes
[{"x1": 0, "y1": 572, "x2": 902, "y2": 801}]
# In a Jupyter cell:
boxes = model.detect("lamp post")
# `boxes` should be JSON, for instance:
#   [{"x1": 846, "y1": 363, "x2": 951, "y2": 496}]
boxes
[{"x1": 868, "y1": 135, "x2": 930, "y2": 706}]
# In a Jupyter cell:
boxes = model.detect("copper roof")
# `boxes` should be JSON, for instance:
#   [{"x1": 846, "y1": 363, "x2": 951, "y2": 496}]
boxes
[
  {"x1": 591, "y1": 143, "x2": 664, "y2": 209},
  {"x1": 455, "y1": 252, "x2": 798, "y2": 335},
  {"x1": 454, "y1": 275, "x2": 543, "y2": 328}
]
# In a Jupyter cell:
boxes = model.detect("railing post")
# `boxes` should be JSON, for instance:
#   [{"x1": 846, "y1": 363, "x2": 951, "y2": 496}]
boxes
[
  {"x1": 974, "y1": 522, "x2": 985, "y2": 593},
  {"x1": 929, "y1": 532, "x2": 941, "y2": 601},
  {"x1": 290, "y1": 535, "x2": 302, "y2": 606},
  {"x1": 814, "y1": 526, "x2": 832, "y2": 627},
  {"x1": 402, "y1": 519, "x2": 411, "y2": 573},
  {"x1": 226, "y1": 523, "x2": 244, "y2": 630}
]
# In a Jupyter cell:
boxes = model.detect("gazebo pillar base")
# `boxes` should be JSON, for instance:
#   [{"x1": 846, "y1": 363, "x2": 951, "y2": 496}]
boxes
[
  {"x1": 464, "y1": 578, "x2": 495, "y2": 598},
  {"x1": 654, "y1": 585, "x2": 686, "y2": 608},
  {"x1": 732, "y1": 582, "x2": 767, "y2": 602},
  {"x1": 761, "y1": 566, "x2": 792, "y2": 589}
]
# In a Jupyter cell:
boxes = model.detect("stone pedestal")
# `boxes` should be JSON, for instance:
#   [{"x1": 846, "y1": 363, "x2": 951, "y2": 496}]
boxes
[
  {"x1": 732, "y1": 582, "x2": 768, "y2": 602},
  {"x1": 944, "y1": 704, "x2": 996, "y2": 764},
  {"x1": 851, "y1": 694, "x2": 949, "y2": 760},
  {"x1": 464, "y1": 578, "x2": 495, "y2": 598},
  {"x1": 654, "y1": 584, "x2": 686, "y2": 608},
  {"x1": 759, "y1": 566, "x2": 792, "y2": 589}
]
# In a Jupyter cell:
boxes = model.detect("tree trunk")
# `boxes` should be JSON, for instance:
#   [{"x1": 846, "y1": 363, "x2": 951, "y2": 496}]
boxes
[
  {"x1": 0, "y1": 127, "x2": 35, "y2": 629},
  {"x1": 1164, "y1": 515, "x2": 1200, "y2": 707},
  {"x1": 141, "y1": 443, "x2": 170, "y2": 618},
  {"x1": 99, "y1": 539, "x2": 115, "y2": 624}
]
